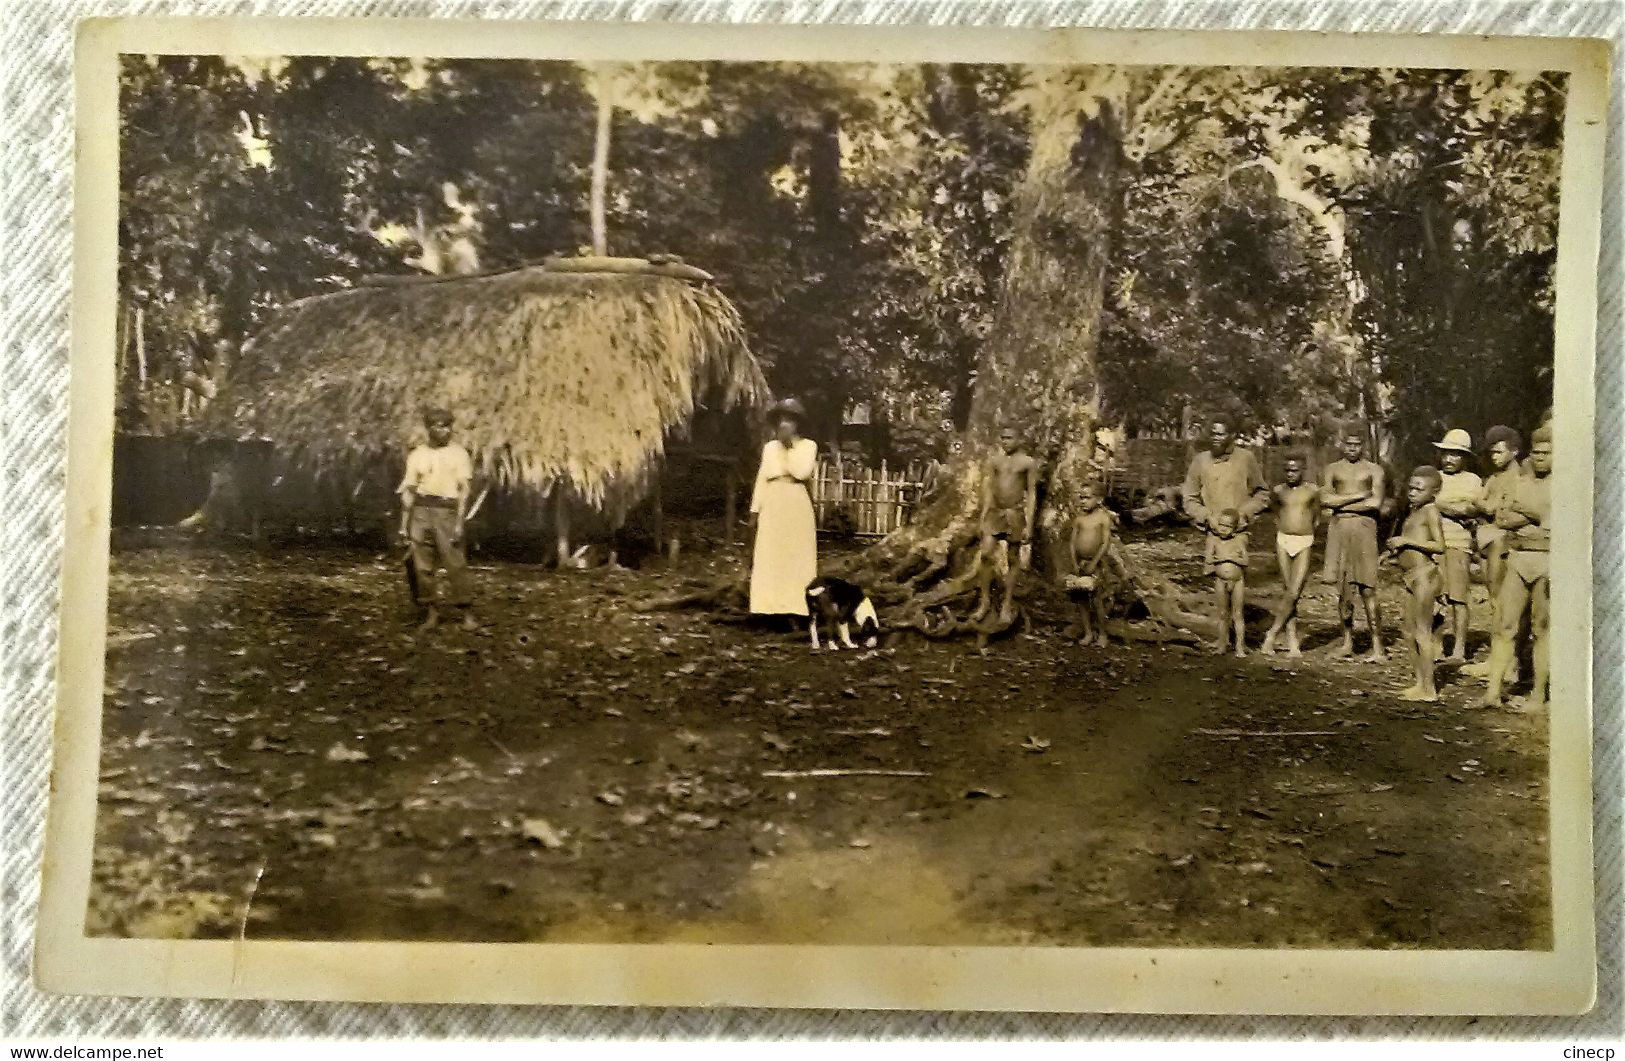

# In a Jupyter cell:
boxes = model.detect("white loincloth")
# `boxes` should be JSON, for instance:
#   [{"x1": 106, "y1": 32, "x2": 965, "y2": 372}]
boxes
[{"x1": 1277, "y1": 532, "x2": 1315, "y2": 559}]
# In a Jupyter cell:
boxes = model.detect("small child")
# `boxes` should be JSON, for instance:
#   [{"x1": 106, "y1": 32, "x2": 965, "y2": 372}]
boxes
[
  {"x1": 1386, "y1": 466, "x2": 1447, "y2": 702},
  {"x1": 1208, "y1": 508, "x2": 1249, "y2": 657},
  {"x1": 1065, "y1": 482, "x2": 1118, "y2": 646},
  {"x1": 1261, "y1": 454, "x2": 1321, "y2": 657}
]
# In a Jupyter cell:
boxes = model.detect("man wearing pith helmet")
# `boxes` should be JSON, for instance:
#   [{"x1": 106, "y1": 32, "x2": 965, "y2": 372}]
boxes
[{"x1": 1431, "y1": 428, "x2": 1483, "y2": 663}]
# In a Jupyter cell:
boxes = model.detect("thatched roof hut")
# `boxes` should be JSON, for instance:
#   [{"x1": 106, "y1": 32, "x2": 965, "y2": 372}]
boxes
[{"x1": 211, "y1": 262, "x2": 767, "y2": 514}]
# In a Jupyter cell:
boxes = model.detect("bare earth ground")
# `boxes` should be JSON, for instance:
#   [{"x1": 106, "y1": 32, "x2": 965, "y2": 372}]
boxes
[{"x1": 88, "y1": 523, "x2": 1550, "y2": 948}]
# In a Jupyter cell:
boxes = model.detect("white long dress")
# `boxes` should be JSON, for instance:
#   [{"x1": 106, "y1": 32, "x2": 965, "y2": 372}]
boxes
[{"x1": 749, "y1": 437, "x2": 819, "y2": 615}]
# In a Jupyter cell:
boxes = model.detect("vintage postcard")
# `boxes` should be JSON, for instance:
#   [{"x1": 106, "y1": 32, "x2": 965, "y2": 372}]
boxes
[{"x1": 37, "y1": 17, "x2": 1607, "y2": 1012}]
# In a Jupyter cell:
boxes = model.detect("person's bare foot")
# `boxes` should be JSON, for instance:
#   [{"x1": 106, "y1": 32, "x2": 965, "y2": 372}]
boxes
[
  {"x1": 1364, "y1": 647, "x2": 1385, "y2": 664},
  {"x1": 1287, "y1": 639, "x2": 1304, "y2": 659},
  {"x1": 1479, "y1": 689, "x2": 1503, "y2": 709},
  {"x1": 1260, "y1": 632, "x2": 1278, "y2": 655},
  {"x1": 1398, "y1": 685, "x2": 1438, "y2": 703},
  {"x1": 998, "y1": 606, "x2": 1015, "y2": 625},
  {"x1": 1330, "y1": 640, "x2": 1355, "y2": 659},
  {"x1": 1510, "y1": 695, "x2": 1548, "y2": 714},
  {"x1": 1093, "y1": 632, "x2": 1109, "y2": 648},
  {"x1": 1233, "y1": 645, "x2": 1247, "y2": 659},
  {"x1": 1211, "y1": 641, "x2": 1229, "y2": 656},
  {"x1": 416, "y1": 607, "x2": 440, "y2": 634}
]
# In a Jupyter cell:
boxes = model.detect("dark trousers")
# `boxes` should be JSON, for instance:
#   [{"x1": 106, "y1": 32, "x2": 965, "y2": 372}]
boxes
[{"x1": 408, "y1": 505, "x2": 471, "y2": 609}]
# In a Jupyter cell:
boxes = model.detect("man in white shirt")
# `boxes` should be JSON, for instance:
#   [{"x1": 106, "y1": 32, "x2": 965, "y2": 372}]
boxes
[{"x1": 398, "y1": 407, "x2": 476, "y2": 632}]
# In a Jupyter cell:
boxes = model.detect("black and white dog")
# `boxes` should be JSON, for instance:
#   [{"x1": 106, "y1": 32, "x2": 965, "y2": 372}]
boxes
[{"x1": 805, "y1": 577, "x2": 880, "y2": 651}]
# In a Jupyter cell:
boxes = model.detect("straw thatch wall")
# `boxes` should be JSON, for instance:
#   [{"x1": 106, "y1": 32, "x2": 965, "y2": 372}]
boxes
[{"x1": 208, "y1": 265, "x2": 766, "y2": 515}]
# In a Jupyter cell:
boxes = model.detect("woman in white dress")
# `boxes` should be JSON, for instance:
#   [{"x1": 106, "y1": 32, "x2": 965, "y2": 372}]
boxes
[{"x1": 749, "y1": 398, "x2": 819, "y2": 618}]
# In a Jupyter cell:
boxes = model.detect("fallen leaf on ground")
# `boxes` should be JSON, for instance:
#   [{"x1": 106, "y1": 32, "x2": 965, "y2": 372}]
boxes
[
  {"x1": 324, "y1": 742, "x2": 369, "y2": 763},
  {"x1": 521, "y1": 818, "x2": 566, "y2": 849},
  {"x1": 1020, "y1": 736, "x2": 1051, "y2": 753},
  {"x1": 963, "y1": 787, "x2": 1007, "y2": 800}
]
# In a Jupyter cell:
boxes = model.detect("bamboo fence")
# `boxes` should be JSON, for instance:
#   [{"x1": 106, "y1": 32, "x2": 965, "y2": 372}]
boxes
[{"x1": 812, "y1": 459, "x2": 925, "y2": 536}]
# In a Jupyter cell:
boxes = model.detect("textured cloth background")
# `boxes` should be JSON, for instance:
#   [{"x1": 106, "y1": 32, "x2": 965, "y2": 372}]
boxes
[{"x1": 1, "y1": 0, "x2": 1619, "y2": 1039}]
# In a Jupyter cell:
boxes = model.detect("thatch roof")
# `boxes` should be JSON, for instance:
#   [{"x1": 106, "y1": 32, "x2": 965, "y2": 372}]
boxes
[{"x1": 212, "y1": 264, "x2": 767, "y2": 511}]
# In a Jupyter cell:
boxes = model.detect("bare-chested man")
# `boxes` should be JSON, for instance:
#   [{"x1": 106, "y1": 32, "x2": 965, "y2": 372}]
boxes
[
  {"x1": 1261, "y1": 453, "x2": 1321, "y2": 657},
  {"x1": 973, "y1": 426, "x2": 1040, "y2": 624},
  {"x1": 1482, "y1": 425, "x2": 1552, "y2": 711},
  {"x1": 1321, "y1": 424, "x2": 1385, "y2": 661}
]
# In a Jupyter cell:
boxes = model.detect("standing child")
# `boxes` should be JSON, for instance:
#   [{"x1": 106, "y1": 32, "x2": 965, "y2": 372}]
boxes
[
  {"x1": 1065, "y1": 481, "x2": 1119, "y2": 646},
  {"x1": 398, "y1": 407, "x2": 477, "y2": 633},
  {"x1": 1321, "y1": 423, "x2": 1386, "y2": 661},
  {"x1": 1208, "y1": 508, "x2": 1249, "y2": 657},
  {"x1": 1431, "y1": 429, "x2": 1484, "y2": 662},
  {"x1": 1386, "y1": 466, "x2": 1447, "y2": 702},
  {"x1": 1261, "y1": 453, "x2": 1321, "y2": 657},
  {"x1": 972, "y1": 426, "x2": 1040, "y2": 624}
]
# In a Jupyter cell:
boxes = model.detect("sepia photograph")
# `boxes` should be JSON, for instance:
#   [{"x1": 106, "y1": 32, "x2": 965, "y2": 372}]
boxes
[{"x1": 39, "y1": 19, "x2": 1606, "y2": 1012}]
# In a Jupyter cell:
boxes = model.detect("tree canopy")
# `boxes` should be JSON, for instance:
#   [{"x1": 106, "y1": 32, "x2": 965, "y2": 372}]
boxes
[{"x1": 120, "y1": 56, "x2": 1562, "y2": 475}]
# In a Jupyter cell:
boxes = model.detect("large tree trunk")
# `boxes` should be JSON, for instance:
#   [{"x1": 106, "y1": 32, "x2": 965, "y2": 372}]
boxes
[{"x1": 834, "y1": 73, "x2": 1126, "y2": 640}]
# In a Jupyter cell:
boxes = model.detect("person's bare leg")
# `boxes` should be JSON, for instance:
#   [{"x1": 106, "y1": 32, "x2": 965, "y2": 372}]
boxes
[
  {"x1": 417, "y1": 605, "x2": 440, "y2": 633},
  {"x1": 1212, "y1": 578, "x2": 1229, "y2": 654},
  {"x1": 998, "y1": 542, "x2": 1018, "y2": 624},
  {"x1": 1417, "y1": 590, "x2": 1440, "y2": 699},
  {"x1": 1262, "y1": 543, "x2": 1291, "y2": 653},
  {"x1": 971, "y1": 536, "x2": 996, "y2": 621},
  {"x1": 1526, "y1": 575, "x2": 1550, "y2": 710},
  {"x1": 1360, "y1": 586, "x2": 1384, "y2": 661},
  {"x1": 1281, "y1": 550, "x2": 1311, "y2": 656},
  {"x1": 1448, "y1": 600, "x2": 1469, "y2": 662},
  {"x1": 1482, "y1": 573, "x2": 1528, "y2": 707},
  {"x1": 1228, "y1": 578, "x2": 1241, "y2": 653},
  {"x1": 1465, "y1": 551, "x2": 1504, "y2": 678},
  {"x1": 1331, "y1": 583, "x2": 1356, "y2": 657},
  {"x1": 1092, "y1": 592, "x2": 1110, "y2": 646},
  {"x1": 1398, "y1": 589, "x2": 1429, "y2": 699}
]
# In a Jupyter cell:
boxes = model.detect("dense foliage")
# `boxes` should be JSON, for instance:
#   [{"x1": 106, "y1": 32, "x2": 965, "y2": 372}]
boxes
[{"x1": 119, "y1": 57, "x2": 1562, "y2": 467}]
